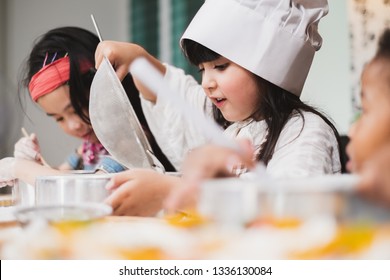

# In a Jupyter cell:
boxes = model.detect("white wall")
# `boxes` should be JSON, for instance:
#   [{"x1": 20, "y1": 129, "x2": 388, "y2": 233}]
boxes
[
  {"x1": 302, "y1": 0, "x2": 351, "y2": 134},
  {"x1": 5, "y1": 0, "x2": 129, "y2": 165}
]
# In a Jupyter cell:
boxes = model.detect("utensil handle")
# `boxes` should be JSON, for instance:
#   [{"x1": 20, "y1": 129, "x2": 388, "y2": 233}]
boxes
[{"x1": 91, "y1": 14, "x2": 103, "y2": 42}]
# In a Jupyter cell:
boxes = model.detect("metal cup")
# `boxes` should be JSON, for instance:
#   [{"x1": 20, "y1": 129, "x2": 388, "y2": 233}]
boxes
[
  {"x1": 34, "y1": 174, "x2": 113, "y2": 206},
  {"x1": 198, "y1": 178, "x2": 259, "y2": 228},
  {"x1": 0, "y1": 179, "x2": 19, "y2": 207}
]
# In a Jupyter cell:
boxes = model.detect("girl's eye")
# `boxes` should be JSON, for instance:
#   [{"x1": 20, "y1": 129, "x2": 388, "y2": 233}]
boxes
[
  {"x1": 55, "y1": 117, "x2": 64, "y2": 122},
  {"x1": 214, "y1": 63, "x2": 229, "y2": 70},
  {"x1": 66, "y1": 107, "x2": 77, "y2": 114},
  {"x1": 355, "y1": 104, "x2": 362, "y2": 112},
  {"x1": 197, "y1": 68, "x2": 204, "y2": 73}
]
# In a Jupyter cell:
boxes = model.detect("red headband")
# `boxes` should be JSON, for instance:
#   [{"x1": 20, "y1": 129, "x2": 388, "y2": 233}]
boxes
[{"x1": 28, "y1": 56, "x2": 93, "y2": 102}]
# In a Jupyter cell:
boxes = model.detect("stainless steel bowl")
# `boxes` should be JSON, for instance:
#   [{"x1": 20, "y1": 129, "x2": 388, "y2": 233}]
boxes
[
  {"x1": 199, "y1": 175, "x2": 390, "y2": 227},
  {"x1": 0, "y1": 179, "x2": 18, "y2": 207},
  {"x1": 34, "y1": 174, "x2": 113, "y2": 206},
  {"x1": 199, "y1": 178, "x2": 259, "y2": 227}
]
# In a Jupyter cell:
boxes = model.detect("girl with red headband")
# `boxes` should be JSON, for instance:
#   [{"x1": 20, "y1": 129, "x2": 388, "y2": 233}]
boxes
[{"x1": 0, "y1": 26, "x2": 173, "y2": 186}]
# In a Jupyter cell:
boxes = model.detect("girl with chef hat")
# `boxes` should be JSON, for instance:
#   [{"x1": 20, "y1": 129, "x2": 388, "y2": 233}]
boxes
[{"x1": 95, "y1": 0, "x2": 343, "y2": 215}]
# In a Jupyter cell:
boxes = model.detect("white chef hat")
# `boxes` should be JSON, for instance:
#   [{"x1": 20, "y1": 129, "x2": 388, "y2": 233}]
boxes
[{"x1": 181, "y1": 0, "x2": 329, "y2": 96}]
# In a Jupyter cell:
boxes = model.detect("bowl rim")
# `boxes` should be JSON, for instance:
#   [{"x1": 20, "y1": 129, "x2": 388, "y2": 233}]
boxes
[
  {"x1": 35, "y1": 173, "x2": 114, "y2": 181},
  {"x1": 13, "y1": 202, "x2": 113, "y2": 223},
  {"x1": 201, "y1": 174, "x2": 360, "y2": 193}
]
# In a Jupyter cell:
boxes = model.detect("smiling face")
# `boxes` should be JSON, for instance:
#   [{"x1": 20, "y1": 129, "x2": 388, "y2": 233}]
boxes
[
  {"x1": 36, "y1": 84, "x2": 98, "y2": 143},
  {"x1": 347, "y1": 59, "x2": 390, "y2": 172},
  {"x1": 199, "y1": 57, "x2": 261, "y2": 122}
]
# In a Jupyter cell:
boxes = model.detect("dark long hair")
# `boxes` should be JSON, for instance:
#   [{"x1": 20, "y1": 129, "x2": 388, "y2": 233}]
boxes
[
  {"x1": 375, "y1": 28, "x2": 390, "y2": 61},
  {"x1": 20, "y1": 26, "x2": 175, "y2": 171},
  {"x1": 21, "y1": 27, "x2": 98, "y2": 124},
  {"x1": 181, "y1": 39, "x2": 343, "y2": 169}
]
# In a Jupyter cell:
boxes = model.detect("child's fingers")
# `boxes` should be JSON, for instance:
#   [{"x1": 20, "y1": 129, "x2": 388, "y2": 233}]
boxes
[
  {"x1": 14, "y1": 137, "x2": 40, "y2": 161},
  {"x1": 29, "y1": 133, "x2": 40, "y2": 145},
  {"x1": 105, "y1": 170, "x2": 137, "y2": 190}
]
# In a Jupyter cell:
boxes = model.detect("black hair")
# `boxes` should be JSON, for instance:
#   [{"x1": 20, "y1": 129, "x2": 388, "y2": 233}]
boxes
[
  {"x1": 181, "y1": 39, "x2": 343, "y2": 170},
  {"x1": 375, "y1": 28, "x2": 390, "y2": 59},
  {"x1": 20, "y1": 26, "x2": 175, "y2": 171},
  {"x1": 21, "y1": 27, "x2": 98, "y2": 124},
  {"x1": 373, "y1": 28, "x2": 390, "y2": 107}
]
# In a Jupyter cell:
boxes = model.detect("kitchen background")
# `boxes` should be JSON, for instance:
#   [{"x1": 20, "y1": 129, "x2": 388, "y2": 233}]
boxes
[{"x1": 0, "y1": 0, "x2": 389, "y2": 166}]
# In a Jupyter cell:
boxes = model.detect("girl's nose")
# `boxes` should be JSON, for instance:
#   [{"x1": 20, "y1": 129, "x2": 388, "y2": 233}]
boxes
[
  {"x1": 201, "y1": 71, "x2": 217, "y2": 94},
  {"x1": 67, "y1": 117, "x2": 82, "y2": 131}
]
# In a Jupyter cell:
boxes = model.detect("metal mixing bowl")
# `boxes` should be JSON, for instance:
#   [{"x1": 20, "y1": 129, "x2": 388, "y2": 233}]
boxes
[
  {"x1": 34, "y1": 173, "x2": 113, "y2": 206},
  {"x1": 198, "y1": 175, "x2": 390, "y2": 227},
  {"x1": 0, "y1": 180, "x2": 18, "y2": 207}
]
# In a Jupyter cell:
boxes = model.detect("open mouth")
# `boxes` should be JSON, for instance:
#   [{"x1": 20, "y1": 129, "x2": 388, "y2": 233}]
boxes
[{"x1": 213, "y1": 97, "x2": 226, "y2": 108}]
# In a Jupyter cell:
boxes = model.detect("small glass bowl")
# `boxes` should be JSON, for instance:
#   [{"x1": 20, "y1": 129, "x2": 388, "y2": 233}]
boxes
[
  {"x1": 0, "y1": 179, "x2": 19, "y2": 207},
  {"x1": 14, "y1": 203, "x2": 112, "y2": 226}
]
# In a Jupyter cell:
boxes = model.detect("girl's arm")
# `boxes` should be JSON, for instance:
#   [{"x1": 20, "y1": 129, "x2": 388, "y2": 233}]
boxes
[
  {"x1": 95, "y1": 41, "x2": 165, "y2": 103},
  {"x1": 14, "y1": 158, "x2": 63, "y2": 186},
  {"x1": 58, "y1": 145, "x2": 83, "y2": 171}
]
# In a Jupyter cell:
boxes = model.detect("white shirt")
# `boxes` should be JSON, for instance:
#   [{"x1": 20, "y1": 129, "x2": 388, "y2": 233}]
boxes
[{"x1": 141, "y1": 64, "x2": 341, "y2": 177}]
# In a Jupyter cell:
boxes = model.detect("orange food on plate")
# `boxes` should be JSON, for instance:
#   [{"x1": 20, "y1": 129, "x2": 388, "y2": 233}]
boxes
[
  {"x1": 292, "y1": 224, "x2": 376, "y2": 259},
  {"x1": 51, "y1": 220, "x2": 94, "y2": 235},
  {"x1": 165, "y1": 210, "x2": 208, "y2": 228},
  {"x1": 248, "y1": 216, "x2": 302, "y2": 229},
  {"x1": 119, "y1": 247, "x2": 165, "y2": 260}
]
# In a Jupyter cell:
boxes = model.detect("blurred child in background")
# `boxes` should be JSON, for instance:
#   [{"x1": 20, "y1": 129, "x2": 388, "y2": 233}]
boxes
[{"x1": 347, "y1": 28, "x2": 390, "y2": 206}]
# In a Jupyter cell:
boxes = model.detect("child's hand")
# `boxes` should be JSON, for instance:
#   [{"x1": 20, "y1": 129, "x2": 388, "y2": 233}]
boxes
[
  {"x1": 181, "y1": 139, "x2": 255, "y2": 181},
  {"x1": 164, "y1": 140, "x2": 255, "y2": 212},
  {"x1": 94, "y1": 40, "x2": 164, "y2": 103},
  {"x1": 104, "y1": 169, "x2": 179, "y2": 216},
  {"x1": 14, "y1": 133, "x2": 43, "y2": 164},
  {"x1": 95, "y1": 41, "x2": 144, "y2": 81}
]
